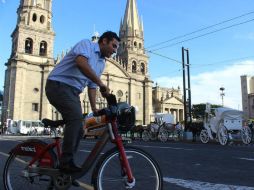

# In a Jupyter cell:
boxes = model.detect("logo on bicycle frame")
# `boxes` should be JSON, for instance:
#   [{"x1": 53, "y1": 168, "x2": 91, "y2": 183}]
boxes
[{"x1": 20, "y1": 146, "x2": 36, "y2": 152}]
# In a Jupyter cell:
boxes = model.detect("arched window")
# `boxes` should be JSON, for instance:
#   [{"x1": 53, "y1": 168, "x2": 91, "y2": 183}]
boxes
[
  {"x1": 39, "y1": 41, "x2": 47, "y2": 56},
  {"x1": 40, "y1": 15, "x2": 45, "y2": 24},
  {"x1": 139, "y1": 43, "x2": 142, "y2": 49},
  {"x1": 132, "y1": 61, "x2": 137, "y2": 73},
  {"x1": 134, "y1": 41, "x2": 137, "y2": 47},
  {"x1": 32, "y1": 13, "x2": 37, "y2": 22},
  {"x1": 141, "y1": 62, "x2": 145, "y2": 74},
  {"x1": 25, "y1": 38, "x2": 33, "y2": 54}
]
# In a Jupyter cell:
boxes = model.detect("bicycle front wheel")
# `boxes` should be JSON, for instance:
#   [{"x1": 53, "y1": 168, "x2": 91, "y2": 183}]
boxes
[{"x1": 92, "y1": 146, "x2": 163, "y2": 190}]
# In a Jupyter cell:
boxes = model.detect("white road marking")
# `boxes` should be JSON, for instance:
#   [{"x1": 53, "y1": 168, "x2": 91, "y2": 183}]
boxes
[
  {"x1": 79, "y1": 149, "x2": 104, "y2": 154},
  {"x1": 0, "y1": 151, "x2": 9, "y2": 157},
  {"x1": 79, "y1": 149, "x2": 91, "y2": 153},
  {"x1": 0, "y1": 137, "x2": 22, "y2": 142},
  {"x1": 0, "y1": 152, "x2": 30, "y2": 165},
  {"x1": 132, "y1": 144, "x2": 193, "y2": 150},
  {"x1": 238, "y1": 157, "x2": 254, "y2": 161},
  {"x1": 164, "y1": 177, "x2": 254, "y2": 190}
]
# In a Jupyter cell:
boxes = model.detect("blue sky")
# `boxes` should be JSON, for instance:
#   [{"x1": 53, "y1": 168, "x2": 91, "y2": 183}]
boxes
[{"x1": 1, "y1": 0, "x2": 254, "y2": 109}]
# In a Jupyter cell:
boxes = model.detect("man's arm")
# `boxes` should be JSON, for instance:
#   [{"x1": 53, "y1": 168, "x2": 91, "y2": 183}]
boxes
[
  {"x1": 75, "y1": 55, "x2": 104, "y2": 87},
  {"x1": 88, "y1": 88, "x2": 97, "y2": 112},
  {"x1": 75, "y1": 55, "x2": 110, "y2": 97}
]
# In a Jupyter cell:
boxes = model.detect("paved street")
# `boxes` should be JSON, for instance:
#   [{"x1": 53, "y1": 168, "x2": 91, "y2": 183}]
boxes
[{"x1": 0, "y1": 135, "x2": 254, "y2": 190}]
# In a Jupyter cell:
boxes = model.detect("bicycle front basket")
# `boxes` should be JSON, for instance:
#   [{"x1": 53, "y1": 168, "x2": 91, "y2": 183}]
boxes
[{"x1": 117, "y1": 102, "x2": 136, "y2": 132}]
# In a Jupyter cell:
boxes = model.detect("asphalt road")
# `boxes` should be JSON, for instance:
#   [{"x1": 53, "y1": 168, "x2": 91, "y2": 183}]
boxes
[{"x1": 0, "y1": 135, "x2": 254, "y2": 190}]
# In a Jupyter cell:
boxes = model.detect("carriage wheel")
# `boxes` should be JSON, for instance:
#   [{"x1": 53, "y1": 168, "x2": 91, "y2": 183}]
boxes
[
  {"x1": 158, "y1": 128, "x2": 168, "y2": 142},
  {"x1": 241, "y1": 126, "x2": 252, "y2": 144},
  {"x1": 218, "y1": 125, "x2": 229, "y2": 145},
  {"x1": 200, "y1": 129, "x2": 209, "y2": 144},
  {"x1": 142, "y1": 130, "x2": 150, "y2": 141}
]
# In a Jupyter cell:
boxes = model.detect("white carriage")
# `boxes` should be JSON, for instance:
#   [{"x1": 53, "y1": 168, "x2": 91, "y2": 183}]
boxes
[
  {"x1": 200, "y1": 104, "x2": 252, "y2": 145},
  {"x1": 142, "y1": 113, "x2": 183, "y2": 142},
  {"x1": 156, "y1": 113, "x2": 183, "y2": 142}
]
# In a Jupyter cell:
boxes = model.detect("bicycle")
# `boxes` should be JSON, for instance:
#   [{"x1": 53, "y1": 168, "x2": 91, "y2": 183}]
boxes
[{"x1": 3, "y1": 94, "x2": 163, "y2": 190}]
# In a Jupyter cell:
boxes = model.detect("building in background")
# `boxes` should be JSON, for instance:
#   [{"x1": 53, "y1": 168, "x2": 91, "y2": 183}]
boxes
[
  {"x1": 153, "y1": 84, "x2": 183, "y2": 122},
  {"x1": 0, "y1": 91, "x2": 3, "y2": 125},
  {"x1": 2, "y1": 0, "x2": 184, "y2": 125},
  {"x1": 2, "y1": 0, "x2": 55, "y2": 123},
  {"x1": 241, "y1": 75, "x2": 254, "y2": 119}
]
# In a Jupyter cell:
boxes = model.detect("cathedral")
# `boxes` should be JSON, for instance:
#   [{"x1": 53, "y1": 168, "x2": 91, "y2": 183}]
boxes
[{"x1": 2, "y1": 0, "x2": 184, "y2": 125}]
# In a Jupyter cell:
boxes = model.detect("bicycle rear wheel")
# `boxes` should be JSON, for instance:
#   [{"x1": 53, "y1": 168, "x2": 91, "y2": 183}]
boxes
[
  {"x1": 3, "y1": 141, "x2": 57, "y2": 190},
  {"x1": 92, "y1": 146, "x2": 163, "y2": 190}
]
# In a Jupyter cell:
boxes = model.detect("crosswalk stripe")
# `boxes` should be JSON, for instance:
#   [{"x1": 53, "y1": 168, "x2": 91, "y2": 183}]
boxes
[{"x1": 238, "y1": 157, "x2": 254, "y2": 161}]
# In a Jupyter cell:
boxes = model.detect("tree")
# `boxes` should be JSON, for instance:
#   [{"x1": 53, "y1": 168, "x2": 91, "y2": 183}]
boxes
[
  {"x1": 0, "y1": 90, "x2": 3, "y2": 101},
  {"x1": 192, "y1": 103, "x2": 221, "y2": 119},
  {"x1": 192, "y1": 104, "x2": 206, "y2": 119}
]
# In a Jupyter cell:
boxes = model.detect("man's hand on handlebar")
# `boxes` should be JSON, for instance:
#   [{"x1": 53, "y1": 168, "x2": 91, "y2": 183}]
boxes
[
  {"x1": 99, "y1": 84, "x2": 110, "y2": 98},
  {"x1": 93, "y1": 108, "x2": 107, "y2": 117}
]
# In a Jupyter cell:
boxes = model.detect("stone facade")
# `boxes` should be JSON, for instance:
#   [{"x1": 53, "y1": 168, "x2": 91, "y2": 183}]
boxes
[
  {"x1": 152, "y1": 84, "x2": 184, "y2": 123},
  {"x1": 2, "y1": 0, "x2": 55, "y2": 122},
  {"x1": 2, "y1": 0, "x2": 184, "y2": 125},
  {"x1": 241, "y1": 75, "x2": 254, "y2": 119}
]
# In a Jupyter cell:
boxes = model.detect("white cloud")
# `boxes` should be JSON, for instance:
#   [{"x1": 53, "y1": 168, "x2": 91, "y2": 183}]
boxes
[{"x1": 154, "y1": 60, "x2": 254, "y2": 110}]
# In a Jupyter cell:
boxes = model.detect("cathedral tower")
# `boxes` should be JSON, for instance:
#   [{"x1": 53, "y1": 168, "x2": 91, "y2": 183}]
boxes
[
  {"x1": 2, "y1": 0, "x2": 55, "y2": 121},
  {"x1": 118, "y1": 0, "x2": 149, "y2": 79},
  {"x1": 116, "y1": 0, "x2": 152, "y2": 124}
]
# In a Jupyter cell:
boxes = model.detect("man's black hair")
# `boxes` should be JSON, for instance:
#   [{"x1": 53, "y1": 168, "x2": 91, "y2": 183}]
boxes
[{"x1": 98, "y1": 31, "x2": 120, "y2": 43}]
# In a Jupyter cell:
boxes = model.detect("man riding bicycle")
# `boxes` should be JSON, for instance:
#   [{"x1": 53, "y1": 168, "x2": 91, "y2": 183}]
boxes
[{"x1": 45, "y1": 31, "x2": 120, "y2": 173}]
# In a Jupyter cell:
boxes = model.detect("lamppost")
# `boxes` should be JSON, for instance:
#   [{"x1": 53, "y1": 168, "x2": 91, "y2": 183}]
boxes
[
  {"x1": 220, "y1": 87, "x2": 225, "y2": 106},
  {"x1": 125, "y1": 91, "x2": 128, "y2": 103}
]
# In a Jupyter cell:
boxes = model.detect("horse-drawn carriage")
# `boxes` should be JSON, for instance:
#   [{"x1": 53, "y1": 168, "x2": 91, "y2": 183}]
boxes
[
  {"x1": 200, "y1": 104, "x2": 252, "y2": 145},
  {"x1": 142, "y1": 113, "x2": 183, "y2": 142}
]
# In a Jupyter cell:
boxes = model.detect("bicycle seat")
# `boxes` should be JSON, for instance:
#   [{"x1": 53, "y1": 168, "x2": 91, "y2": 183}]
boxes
[{"x1": 42, "y1": 118, "x2": 65, "y2": 128}]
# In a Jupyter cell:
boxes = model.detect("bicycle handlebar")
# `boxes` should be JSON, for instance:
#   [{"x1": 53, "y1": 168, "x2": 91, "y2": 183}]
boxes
[{"x1": 93, "y1": 94, "x2": 118, "y2": 118}]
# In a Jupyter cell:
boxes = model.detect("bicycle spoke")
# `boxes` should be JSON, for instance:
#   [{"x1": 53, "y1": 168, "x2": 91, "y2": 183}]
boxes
[
  {"x1": 93, "y1": 147, "x2": 162, "y2": 190},
  {"x1": 4, "y1": 154, "x2": 53, "y2": 190}
]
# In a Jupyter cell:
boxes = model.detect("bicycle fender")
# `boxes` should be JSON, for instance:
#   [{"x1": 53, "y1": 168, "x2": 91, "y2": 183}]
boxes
[{"x1": 10, "y1": 139, "x2": 56, "y2": 167}]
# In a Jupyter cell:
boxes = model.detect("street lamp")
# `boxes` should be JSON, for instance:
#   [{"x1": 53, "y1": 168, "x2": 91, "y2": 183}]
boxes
[{"x1": 219, "y1": 87, "x2": 225, "y2": 106}]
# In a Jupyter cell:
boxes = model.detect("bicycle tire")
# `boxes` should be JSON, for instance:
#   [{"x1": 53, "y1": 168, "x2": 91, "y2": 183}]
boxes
[
  {"x1": 3, "y1": 140, "x2": 57, "y2": 190},
  {"x1": 92, "y1": 146, "x2": 163, "y2": 190}
]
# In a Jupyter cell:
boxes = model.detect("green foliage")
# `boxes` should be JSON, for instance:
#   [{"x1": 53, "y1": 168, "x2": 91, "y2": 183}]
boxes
[
  {"x1": 0, "y1": 90, "x2": 3, "y2": 101},
  {"x1": 192, "y1": 104, "x2": 206, "y2": 119},
  {"x1": 192, "y1": 103, "x2": 221, "y2": 119}
]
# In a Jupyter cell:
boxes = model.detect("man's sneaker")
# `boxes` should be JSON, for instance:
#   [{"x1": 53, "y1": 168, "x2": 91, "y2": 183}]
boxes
[{"x1": 59, "y1": 161, "x2": 82, "y2": 173}]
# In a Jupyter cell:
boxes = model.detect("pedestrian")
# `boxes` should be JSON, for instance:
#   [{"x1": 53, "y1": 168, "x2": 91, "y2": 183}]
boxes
[{"x1": 45, "y1": 31, "x2": 120, "y2": 173}]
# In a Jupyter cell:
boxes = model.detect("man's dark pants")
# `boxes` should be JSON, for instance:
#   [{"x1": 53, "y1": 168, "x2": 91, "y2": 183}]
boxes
[{"x1": 45, "y1": 80, "x2": 84, "y2": 164}]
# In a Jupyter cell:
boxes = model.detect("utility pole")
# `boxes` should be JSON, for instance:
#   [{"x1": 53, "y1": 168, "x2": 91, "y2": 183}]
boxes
[
  {"x1": 182, "y1": 47, "x2": 192, "y2": 131},
  {"x1": 182, "y1": 48, "x2": 187, "y2": 130},
  {"x1": 186, "y1": 49, "x2": 192, "y2": 123}
]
